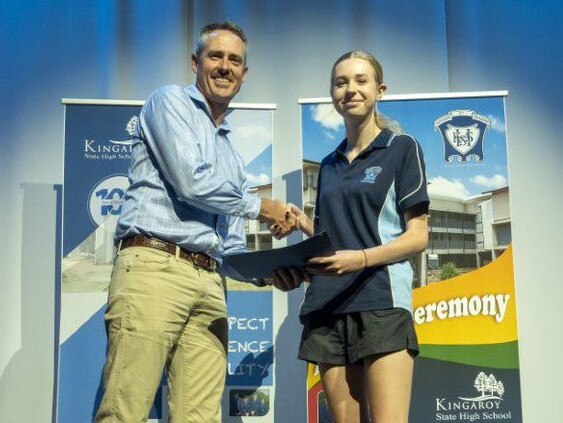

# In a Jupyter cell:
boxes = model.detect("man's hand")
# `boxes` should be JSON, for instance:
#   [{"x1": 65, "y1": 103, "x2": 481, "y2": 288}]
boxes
[
  {"x1": 268, "y1": 267, "x2": 310, "y2": 292},
  {"x1": 259, "y1": 198, "x2": 297, "y2": 237},
  {"x1": 270, "y1": 203, "x2": 313, "y2": 239},
  {"x1": 259, "y1": 198, "x2": 286, "y2": 224}
]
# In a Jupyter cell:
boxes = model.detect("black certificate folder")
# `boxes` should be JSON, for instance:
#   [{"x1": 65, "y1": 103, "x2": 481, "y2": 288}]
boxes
[{"x1": 223, "y1": 231, "x2": 335, "y2": 279}]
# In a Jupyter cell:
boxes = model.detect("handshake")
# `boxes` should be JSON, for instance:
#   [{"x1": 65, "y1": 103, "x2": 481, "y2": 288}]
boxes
[{"x1": 258, "y1": 199, "x2": 312, "y2": 240}]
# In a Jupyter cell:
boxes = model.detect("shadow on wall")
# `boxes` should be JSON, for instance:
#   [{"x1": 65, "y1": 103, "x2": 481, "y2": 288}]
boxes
[{"x1": 0, "y1": 184, "x2": 59, "y2": 422}]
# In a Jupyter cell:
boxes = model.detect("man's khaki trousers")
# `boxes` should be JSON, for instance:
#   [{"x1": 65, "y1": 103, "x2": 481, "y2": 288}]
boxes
[{"x1": 94, "y1": 246, "x2": 228, "y2": 423}]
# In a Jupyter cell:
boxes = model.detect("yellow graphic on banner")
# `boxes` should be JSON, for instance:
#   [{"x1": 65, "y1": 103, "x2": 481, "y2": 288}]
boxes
[
  {"x1": 413, "y1": 245, "x2": 517, "y2": 345},
  {"x1": 307, "y1": 363, "x2": 321, "y2": 390}
]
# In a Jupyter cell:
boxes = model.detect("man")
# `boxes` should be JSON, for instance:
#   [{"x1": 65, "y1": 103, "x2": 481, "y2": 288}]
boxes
[{"x1": 94, "y1": 21, "x2": 292, "y2": 423}]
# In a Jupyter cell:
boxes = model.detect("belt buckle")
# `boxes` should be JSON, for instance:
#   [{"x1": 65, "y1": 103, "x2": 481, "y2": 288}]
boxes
[{"x1": 149, "y1": 238, "x2": 167, "y2": 250}]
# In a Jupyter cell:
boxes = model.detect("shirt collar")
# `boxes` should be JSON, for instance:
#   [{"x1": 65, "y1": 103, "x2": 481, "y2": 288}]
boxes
[
  {"x1": 335, "y1": 128, "x2": 394, "y2": 159},
  {"x1": 184, "y1": 84, "x2": 233, "y2": 133}
]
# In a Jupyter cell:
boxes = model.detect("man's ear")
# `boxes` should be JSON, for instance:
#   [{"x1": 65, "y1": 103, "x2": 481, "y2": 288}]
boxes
[{"x1": 190, "y1": 54, "x2": 198, "y2": 73}]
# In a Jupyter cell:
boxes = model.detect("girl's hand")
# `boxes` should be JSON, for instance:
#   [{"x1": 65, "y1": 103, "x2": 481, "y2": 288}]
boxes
[{"x1": 306, "y1": 250, "x2": 367, "y2": 275}]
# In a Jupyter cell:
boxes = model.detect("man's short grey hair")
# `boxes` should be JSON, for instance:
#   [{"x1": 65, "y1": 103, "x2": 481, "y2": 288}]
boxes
[{"x1": 195, "y1": 21, "x2": 248, "y2": 62}]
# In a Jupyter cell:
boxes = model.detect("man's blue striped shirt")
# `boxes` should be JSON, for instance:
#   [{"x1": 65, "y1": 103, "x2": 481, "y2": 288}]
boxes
[{"x1": 115, "y1": 84, "x2": 261, "y2": 262}]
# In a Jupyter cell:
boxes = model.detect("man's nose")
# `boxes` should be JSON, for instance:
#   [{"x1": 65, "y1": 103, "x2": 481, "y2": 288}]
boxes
[{"x1": 218, "y1": 57, "x2": 229, "y2": 71}]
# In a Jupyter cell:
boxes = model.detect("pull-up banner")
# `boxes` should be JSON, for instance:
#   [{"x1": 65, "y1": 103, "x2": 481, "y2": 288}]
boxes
[
  {"x1": 58, "y1": 99, "x2": 277, "y2": 423},
  {"x1": 300, "y1": 92, "x2": 522, "y2": 423}
]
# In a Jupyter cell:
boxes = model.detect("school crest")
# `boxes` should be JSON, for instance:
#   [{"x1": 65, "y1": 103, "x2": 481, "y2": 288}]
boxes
[
  {"x1": 434, "y1": 110, "x2": 490, "y2": 163},
  {"x1": 361, "y1": 166, "x2": 382, "y2": 184}
]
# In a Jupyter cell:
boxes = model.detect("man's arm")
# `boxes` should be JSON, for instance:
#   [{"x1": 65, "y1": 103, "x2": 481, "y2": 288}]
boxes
[
  {"x1": 141, "y1": 86, "x2": 292, "y2": 229},
  {"x1": 140, "y1": 86, "x2": 261, "y2": 219},
  {"x1": 220, "y1": 213, "x2": 263, "y2": 285}
]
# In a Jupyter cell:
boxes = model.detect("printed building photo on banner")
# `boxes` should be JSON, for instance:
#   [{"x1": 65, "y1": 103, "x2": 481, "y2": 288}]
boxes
[
  {"x1": 300, "y1": 92, "x2": 522, "y2": 423},
  {"x1": 59, "y1": 101, "x2": 275, "y2": 423},
  {"x1": 229, "y1": 388, "x2": 270, "y2": 417}
]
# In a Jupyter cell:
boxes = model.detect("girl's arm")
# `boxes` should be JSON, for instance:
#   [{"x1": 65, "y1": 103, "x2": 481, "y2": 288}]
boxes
[
  {"x1": 307, "y1": 209, "x2": 428, "y2": 275},
  {"x1": 288, "y1": 203, "x2": 315, "y2": 237}
]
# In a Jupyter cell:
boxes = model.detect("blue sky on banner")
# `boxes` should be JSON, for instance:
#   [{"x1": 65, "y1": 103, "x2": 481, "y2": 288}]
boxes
[
  {"x1": 228, "y1": 109, "x2": 273, "y2": 188},
  {"x1": 301, "y1": 96, "x2": 508, "y2": 198}
]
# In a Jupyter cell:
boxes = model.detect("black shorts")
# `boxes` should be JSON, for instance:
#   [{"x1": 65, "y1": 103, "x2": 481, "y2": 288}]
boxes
[{"x1": 298, "y1": 308, "x2": 419, "y2": 365}]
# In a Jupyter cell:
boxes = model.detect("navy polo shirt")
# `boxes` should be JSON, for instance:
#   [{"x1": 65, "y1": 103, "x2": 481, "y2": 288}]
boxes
[{"x1": 300, "y1": 128, "x2": 429, "y2": 317}]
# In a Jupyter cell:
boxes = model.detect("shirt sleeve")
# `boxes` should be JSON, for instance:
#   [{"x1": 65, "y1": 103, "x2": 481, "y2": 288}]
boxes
[
  {"x1": 222, "y1": 213, "x2": 247, "y2": 256},
  {"x1": 219, "y1": 181, "x2": 266, "y2": 286},
  {"x1": 138, "y1": 86, "x2": 261, "y2": 219},
  {"x1": 396, "y1": 136, "x2": 430, "y2": 215},
  {"x1": 219, "y1": 213, "x2": 248, "y2": 281}
]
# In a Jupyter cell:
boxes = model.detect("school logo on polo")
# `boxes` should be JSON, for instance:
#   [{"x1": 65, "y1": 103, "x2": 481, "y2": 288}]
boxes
[
  {"x1": 434, "y1": 110, "x2": 491, "y2": 163},
  {"x1": 361, "y1": 166, "x2": 382, "y2": 184}
]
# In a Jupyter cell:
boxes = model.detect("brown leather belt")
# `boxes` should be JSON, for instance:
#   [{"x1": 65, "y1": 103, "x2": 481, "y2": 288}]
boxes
[{"x1": 118, "y1": 235, "x2": 218, "y2": 272}]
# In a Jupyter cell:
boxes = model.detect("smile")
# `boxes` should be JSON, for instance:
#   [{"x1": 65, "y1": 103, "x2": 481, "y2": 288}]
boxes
[{"x1": 213, "y1": 75, "x2": 232, "y2": 84}]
